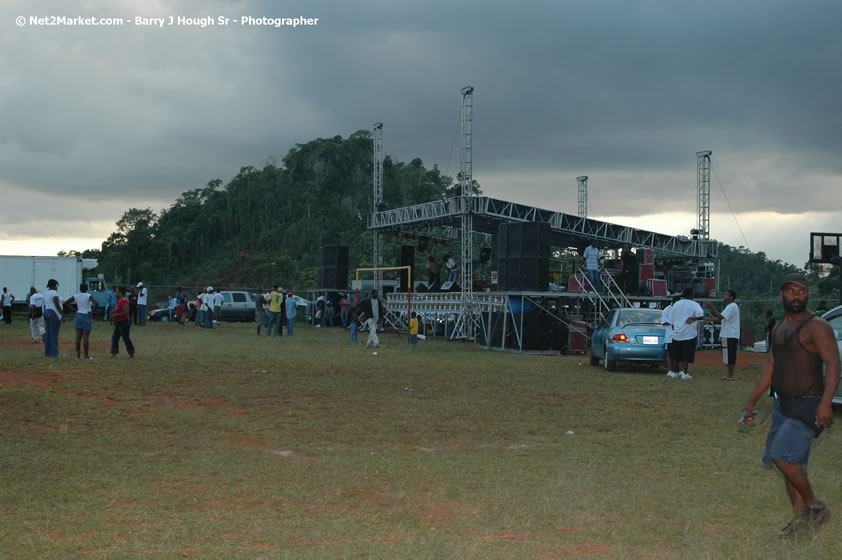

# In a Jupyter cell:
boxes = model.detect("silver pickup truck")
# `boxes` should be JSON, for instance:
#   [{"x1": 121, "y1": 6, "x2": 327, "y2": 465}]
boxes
[{"x1": 218, "y1": 291, "x2": 256, "y2": 322}]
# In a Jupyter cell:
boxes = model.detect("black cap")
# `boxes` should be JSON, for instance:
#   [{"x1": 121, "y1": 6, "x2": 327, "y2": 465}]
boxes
[{"x1": 780, "y1": 272, "x2": 809, "y2": 289}]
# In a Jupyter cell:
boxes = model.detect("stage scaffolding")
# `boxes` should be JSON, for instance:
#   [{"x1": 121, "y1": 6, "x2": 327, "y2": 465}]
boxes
[{"x1": 369, "y1": 193, "x2": 718, "y2": 344}]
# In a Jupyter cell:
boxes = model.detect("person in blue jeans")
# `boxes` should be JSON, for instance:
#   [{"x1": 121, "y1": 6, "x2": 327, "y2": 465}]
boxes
[
  {"x1": 136, "y1": 282, "x2": 148, "y2": 326},
  {"x1": 320, "y1": 294, "x2": 335, "y2": 327},
  {"x1": 583, "y1": 241, "x2": 603, "y2": 292},
  {"x1": 285, "y1": 291, "x2": 297, "y2": 335},
  {"x1": 43, "y1": 279, "x2": 63, "y2": 358}
]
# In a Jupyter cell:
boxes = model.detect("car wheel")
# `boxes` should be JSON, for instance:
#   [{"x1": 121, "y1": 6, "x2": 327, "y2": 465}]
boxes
[
  {"x1": 589, "y1": 351, "x2": 600, "y2": 366},
  {"x1": 603, "y1": 345, "x2": 615, "y2": 371}
]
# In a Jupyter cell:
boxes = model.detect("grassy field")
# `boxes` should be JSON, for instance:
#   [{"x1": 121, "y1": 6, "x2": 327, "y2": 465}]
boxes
[{"x1": 1, "y1": 318, "x2": 841, "y2": 559}]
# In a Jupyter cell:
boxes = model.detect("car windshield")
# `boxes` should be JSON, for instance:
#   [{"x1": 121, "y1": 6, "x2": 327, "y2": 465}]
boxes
[{"x1": 616, "y1": 309, "x2": 662, "y2": 327}]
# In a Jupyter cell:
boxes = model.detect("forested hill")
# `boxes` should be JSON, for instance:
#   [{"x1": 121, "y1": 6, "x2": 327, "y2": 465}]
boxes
[
  {"x1": 717, "y1": 244, "x2": 838, "y2": 301},
  {"x1": 83, "y1": 130, "x2": 455, "y2": 289},
  {"x1": 68, "y1": 130, "x2": 836, "y2": 301}
]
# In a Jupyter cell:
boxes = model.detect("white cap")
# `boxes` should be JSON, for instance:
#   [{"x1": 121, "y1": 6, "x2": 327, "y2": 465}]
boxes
[
  {"x1": 136, "y1": 282, "x2": 143, "y2": 287},
  {"x1": 207, "y1": 286, "x2": 214, "y2": 292}
]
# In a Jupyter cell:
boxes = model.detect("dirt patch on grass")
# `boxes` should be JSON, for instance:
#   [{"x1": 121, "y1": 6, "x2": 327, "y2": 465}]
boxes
[
  {"x1": 693, "y1": 349, "x2": 765, "y2": 369},
  {"x1": 0, "y1": 367, "x2": 121, "y2": 406},
  {"x1": 0, "y1": 368, "x2": 62, "y2": 389},
  {"x1": 152, "y1": 395, "x2": 248, "y2": 414},
  {"x1": 539, "y1": 543, "x2": 609, "y2": 558},
  {"x1": 357, "y1": 486, "x2": 482, "y2": 526}
]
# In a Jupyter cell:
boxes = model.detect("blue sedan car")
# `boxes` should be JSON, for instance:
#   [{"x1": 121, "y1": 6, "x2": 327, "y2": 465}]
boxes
[{"x1": 590, "y1": 308, "x2": 667, "y2": 371}]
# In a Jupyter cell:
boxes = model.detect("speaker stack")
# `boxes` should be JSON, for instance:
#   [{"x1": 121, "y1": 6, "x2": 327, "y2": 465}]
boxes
[
  {"x1": 398, "y1": 245, "x2": 415, "y2": 292},
  {"x1": 496, "y1": 222, "x2": 550, "y2": 291},
  {"x1": 319, "y1": 245, "x2": 349, "y2": 290}
]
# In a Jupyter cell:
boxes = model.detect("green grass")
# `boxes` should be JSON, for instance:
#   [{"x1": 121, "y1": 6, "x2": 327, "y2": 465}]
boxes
[{"x1": 1, "y1": 320, "x2": 841, "y2": 559}]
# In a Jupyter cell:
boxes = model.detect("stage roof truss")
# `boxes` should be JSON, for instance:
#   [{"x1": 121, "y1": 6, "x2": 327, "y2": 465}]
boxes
[{"x1": 370, "y1": 196, "x2": 718, "y2": 259}]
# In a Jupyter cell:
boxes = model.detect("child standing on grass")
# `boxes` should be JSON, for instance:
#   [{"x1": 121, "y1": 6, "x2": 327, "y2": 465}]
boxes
[{"x1": 409, "y1": 311, "x2": 418, "y2": 346}]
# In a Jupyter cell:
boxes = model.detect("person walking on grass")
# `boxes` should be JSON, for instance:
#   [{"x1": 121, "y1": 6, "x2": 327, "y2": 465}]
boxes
[
  {"x1": 110, "y1": 286, "x2": 135, "y2": 358},
  {"x1": 705, "y1": 289, "x2": 741, "y2": 380},
  {"x1": 741, "y1": 273, "x2": 840, "y2": 538},
  {"x1": 67, "y1": 283, "x2": 98, "y2": 360},
  {"x1": 668, "y1": 287, "x2": 704, "y2": 380},
  {"x1": 361, "y1": 289, "x2": 381, "y2": 348}
]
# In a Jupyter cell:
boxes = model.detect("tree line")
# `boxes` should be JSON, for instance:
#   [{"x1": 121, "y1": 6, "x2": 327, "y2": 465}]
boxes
[{"x1": 71, "y1": 130, "x2": 455, "y2": 290}]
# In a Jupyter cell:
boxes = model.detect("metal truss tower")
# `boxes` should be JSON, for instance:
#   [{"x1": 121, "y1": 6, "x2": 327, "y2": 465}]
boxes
[
  {"x1": 373, "y1": 123, "x2": 384, "y2": 294},
  {"x1": 696, "y1": 150, "x2": 711, "y2": 241},
  {"x1": 577, "y1": 176, "x2": 588, "y2": 218},
  {"x1": 457, "y1": 86, "x2": 475, "y2": 339}
]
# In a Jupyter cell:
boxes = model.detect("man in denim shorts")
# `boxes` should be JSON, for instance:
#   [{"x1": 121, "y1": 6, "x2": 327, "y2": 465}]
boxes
[{"x1": 741, "y1": 273, "x2": 840, "y2": 537}]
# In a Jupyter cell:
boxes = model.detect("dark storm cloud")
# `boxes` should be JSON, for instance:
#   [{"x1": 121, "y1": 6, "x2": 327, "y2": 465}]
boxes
[
  {"x1": 248, "y1": 0, "x2": 841, "y2": 215},
  {"x1": 1, "y1": 0, "x2": 840, "y2": 225}
]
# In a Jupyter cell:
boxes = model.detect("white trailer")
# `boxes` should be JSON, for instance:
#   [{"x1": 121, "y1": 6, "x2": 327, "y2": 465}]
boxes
[{"x1": 0, "y1": 256, "x2": 108, "y2": 310}]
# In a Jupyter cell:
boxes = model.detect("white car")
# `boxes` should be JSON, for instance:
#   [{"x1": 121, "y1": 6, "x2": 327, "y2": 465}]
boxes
[{"x1": 822, "y1": 305, "x2": 842, "y2": 406}]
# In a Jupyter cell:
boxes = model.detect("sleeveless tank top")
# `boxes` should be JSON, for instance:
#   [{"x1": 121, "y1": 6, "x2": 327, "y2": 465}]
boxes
[{"x1": 771, "y1": 314, "x2": 824, "y2": 397}]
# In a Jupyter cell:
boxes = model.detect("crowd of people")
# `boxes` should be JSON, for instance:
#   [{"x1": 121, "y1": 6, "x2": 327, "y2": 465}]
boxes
[{"x1": 21, "y1": 280, "x2": 136, "y2": 359}]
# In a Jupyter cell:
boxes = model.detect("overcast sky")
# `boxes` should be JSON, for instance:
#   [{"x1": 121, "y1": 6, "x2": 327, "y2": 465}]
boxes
[{"x1": 2, "y1": 0, "x2": 840, "y2": 267}]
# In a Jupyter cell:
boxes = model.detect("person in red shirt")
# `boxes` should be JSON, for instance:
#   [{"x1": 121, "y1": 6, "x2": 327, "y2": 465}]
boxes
[{"x1": 110, "y1": 286, "x2": 135, "y2": 358}]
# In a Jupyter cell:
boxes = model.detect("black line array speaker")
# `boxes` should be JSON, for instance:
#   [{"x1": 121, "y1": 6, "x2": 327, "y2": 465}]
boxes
[
  {"x1": 319, "y1": 245, "x2": 349, "y2": 290},
  {"x1": 398, "y1": 245, "x2": 415, "y2": 291},
  {"x1": 496, "y1": 222, "x2": 549, "y2": 291}
]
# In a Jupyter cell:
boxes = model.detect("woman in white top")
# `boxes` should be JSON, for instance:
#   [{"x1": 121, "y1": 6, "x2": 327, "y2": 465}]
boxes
[
  {"x1": 43, "y1": 278, "x2": 64, "y2": 358},
  {"x1": 67, "y1": 282, "x2": 98, "y2": 360}
]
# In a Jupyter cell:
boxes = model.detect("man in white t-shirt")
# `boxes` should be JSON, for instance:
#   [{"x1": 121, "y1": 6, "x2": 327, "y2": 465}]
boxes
[
  {"x1": 669, "y1": 288, "x2": 705, "y2": 380},
  {"x1": 661, "y1": 295, "x2": 680, "y2": 378},
  {"x1": 705, "y1": 290, "x2": 741, "y2": 381},
  {"x1": 136, "y1": 282, "x2": 148, "y2": 326},
  {"x1": 202, "y1": 287, "x2": 215, "y2": 328}
]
